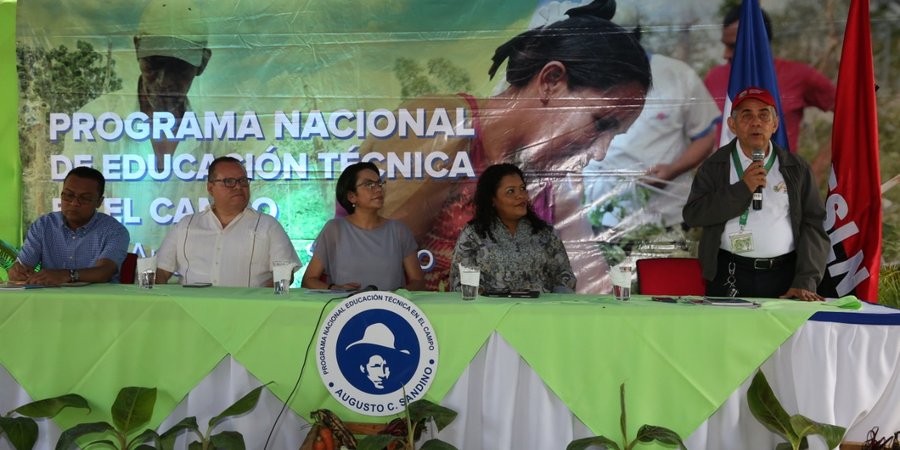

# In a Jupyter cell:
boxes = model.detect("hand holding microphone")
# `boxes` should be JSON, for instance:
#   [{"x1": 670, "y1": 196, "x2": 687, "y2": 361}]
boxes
[{"x1": 749, "y1": 148, "x2": 766, "y2": 210}]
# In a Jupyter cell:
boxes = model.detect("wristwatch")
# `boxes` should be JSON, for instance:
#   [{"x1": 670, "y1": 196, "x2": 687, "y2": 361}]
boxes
[{"x1": 69, "y1": 269, "x2": 80, "y2": 283}]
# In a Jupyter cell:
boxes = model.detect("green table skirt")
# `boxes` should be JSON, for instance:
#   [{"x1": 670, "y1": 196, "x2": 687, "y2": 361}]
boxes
[{"x1": 0, "y1": 285, "x2": 841, "y2": 438}]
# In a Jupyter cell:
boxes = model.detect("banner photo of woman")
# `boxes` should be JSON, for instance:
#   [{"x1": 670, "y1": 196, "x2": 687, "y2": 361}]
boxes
[{"x1": 18, "y1": 0, "x2": 804, "y2": 293}]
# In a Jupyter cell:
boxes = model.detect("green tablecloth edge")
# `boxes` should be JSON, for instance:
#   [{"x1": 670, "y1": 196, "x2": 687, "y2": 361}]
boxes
[
  {"x1": 495, "y1": 296, "x2": 846, "y2": 440},
  {"x1": 0, "y1": 287, "x2": 854, "y2": 438},
  {"x1": 0, "y1": 287, "x2": 511, "y2": 429}
]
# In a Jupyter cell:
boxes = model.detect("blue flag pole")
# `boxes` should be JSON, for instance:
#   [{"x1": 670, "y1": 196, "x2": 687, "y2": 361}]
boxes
[{"x1": 720, "y1": 0, "x2": 790, "y2": 150}]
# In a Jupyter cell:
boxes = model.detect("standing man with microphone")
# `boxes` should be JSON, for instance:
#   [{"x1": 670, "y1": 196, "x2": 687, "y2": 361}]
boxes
[{"x1": 683, "y1": 87, "x2": 828, "y2": 301}]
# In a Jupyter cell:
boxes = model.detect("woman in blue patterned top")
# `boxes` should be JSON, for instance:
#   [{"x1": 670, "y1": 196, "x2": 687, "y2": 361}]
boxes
[{"x1": 449, "y1": 163, "x2": 576, "y2": 293}]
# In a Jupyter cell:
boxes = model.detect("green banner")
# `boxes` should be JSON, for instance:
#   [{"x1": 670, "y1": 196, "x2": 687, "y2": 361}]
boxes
[
  {"x1": 14, "y1": 0, "x2": 875, "y2": 293},
  {"x1": 1, "y1": 0, "x2": 21, "y2": 249}
]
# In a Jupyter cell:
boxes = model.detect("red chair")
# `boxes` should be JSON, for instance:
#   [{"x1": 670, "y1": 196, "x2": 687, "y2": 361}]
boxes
[
  {"x1": 120, "y1": 253, "x2": 138, "y2": 284},
  {"x1": 635, "y1": 257, "x2": 706, "y2": 296}
]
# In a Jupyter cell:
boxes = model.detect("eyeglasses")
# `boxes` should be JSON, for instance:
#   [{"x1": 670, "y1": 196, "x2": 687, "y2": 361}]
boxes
[
  {"x1": 211, "y1": 177, "x2": 251, "y2": 187},
  {"x1": 356, "y1": 180, "x2": 387, "y2": 191},
  {"x1": 60, "y1": 191, "x2": 98, "y2": 205}
]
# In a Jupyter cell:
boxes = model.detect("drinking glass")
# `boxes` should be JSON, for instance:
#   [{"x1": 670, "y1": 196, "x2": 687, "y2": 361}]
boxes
[{"x1": 459, "y1": 265, "x2": 480, "y2": 301}]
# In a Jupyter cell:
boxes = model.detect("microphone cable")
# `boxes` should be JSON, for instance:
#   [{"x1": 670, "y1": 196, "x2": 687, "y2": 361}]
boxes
[
  {"x1": 246, "y1": 212, "x2": 262, "y2": 287},
  {"x1": 181, "y1": 215, "x2": 196, "y2": 284},
  {"x1": 262, "y1": 293, "x2": 344, "y2": 450}
]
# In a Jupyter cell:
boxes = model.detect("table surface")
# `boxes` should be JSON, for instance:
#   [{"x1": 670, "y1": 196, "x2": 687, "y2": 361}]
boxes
[{"x1": 0, "y1": 285, "x2": 861, "y2": 440}]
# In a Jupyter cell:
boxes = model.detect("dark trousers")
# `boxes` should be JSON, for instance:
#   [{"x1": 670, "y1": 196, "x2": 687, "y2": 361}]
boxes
[{"x1": 707, "y1": 250, "x2": 795, "y2": 298}]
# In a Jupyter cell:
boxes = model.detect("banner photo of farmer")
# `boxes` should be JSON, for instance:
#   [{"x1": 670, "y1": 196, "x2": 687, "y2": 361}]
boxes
[{"x1": 17, "y1": 0, "x2": 730, "y2": 293}]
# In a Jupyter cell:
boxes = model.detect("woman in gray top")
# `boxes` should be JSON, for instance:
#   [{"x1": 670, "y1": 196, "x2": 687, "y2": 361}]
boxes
[
  {"x1": 450, "y1": 164, "x2": 576, "y2": 293},
  {"x1": 302, "y1": 162, "x2": 426, "y2": 291}
]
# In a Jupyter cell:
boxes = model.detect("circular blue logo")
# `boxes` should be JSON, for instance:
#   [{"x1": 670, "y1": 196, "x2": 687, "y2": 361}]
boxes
[
  {"x1": 317, "y1": 291, "x2": 439, "y2": 416},
  {"x1": 336, "y1": 309, "x2": 420, "y2": 394}
]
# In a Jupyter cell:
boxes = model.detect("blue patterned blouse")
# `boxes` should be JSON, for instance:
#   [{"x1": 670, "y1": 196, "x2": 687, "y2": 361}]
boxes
[{"x1": 449, "y1": 218, "x2": 576, "y2": 293}]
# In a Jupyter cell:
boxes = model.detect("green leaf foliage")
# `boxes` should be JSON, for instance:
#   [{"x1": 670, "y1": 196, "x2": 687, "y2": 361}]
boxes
[
  {"x1": 16, "y1": 41, "x2": 123, "y2": 117},
  {"x1": 394, "y1": 58, "x2": 436, "y2": 100},
  {"x1": 82, "y1": 440, "x2": 118, "y2": 449},
  {"x1": 420, "y1": 438, "x2": 459, "y2": 450},
  {"x1": 567, "y1": 435, "x2": 621, "y2": 450},
  {"x1": 134, "y1": 446, "x2": 156, "y2": 450},
  {"x1": 160, "y1": 385, "x2": 265, "y2": 449},
  {"x1": 407, "y1": 399, "x2": 457, "y2": 432},
  {"x1": 775, "y1": 440, "x2": 809, "y2": 450},
  {"x1": 0, "y1": 416, "x2": 39, "y2": 450},
  {"x1": 426, "y1": 58, "x2": 472, "y2": 93},
  {"x1": 356, "y1": 433, "x2": 398, "y2": 450},
  {"x1": 127, "y1": 428, "x2": 160, "y2": 449},
  {"x1": 1, "y1": 394, "x2": 90, "y2": 450},
  {"x1": 55, "y1": 422, "x2": 116, "y2": 450},
  {"x1": 208, "y1": 384, "x2": 269, "y2": 429},
  {"x1": 188, "y1": 441, "x2": 203, "y2": 450},
  {"x1": 879, "y1": 264, "x2": 900, "y2": 309},
  {"x1": 789, "y1": 415, "x2": 845, "y2": 449},
  {"x1": 111, "y1": 387, "x2": 157, "y2": 436},
  {"x1": 748, "y1": 371, "x2": 845, "y2": 450},
  {"x1": 13, "y1": 394, "x2": 90, "y2": 418},
  {"x1": 567, "y1": 382, "x2": 685, "y2": 450},
  {"x1": 748, "y1": 371, "x2": 798, "y2": 445},
  {"x1": 634, "y1": 425, "x2": 687, "y2": 449},
  {"x1": 209, "y1": 430, "x2": 245, "y2": 450},
  {"x1": 158, "y1": 416, "x2": 200, "y2": 450}
]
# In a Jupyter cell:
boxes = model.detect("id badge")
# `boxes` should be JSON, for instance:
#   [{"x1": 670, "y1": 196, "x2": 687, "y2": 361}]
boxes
[{"x1": 729, "y1": 231, "x2": 754, "y2": 254}]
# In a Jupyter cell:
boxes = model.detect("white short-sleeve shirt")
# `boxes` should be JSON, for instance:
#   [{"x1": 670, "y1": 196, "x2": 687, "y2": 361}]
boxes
[
  {"x1": 157, "y1": 206, "x2": 300, "y2": 287},
  {"x1": 720, "y1": 141, "x2": 794, "y2": 257}
]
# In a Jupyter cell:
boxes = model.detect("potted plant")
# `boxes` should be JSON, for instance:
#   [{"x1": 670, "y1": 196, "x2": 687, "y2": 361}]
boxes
[
  {"x1": 56, "y1": 384, "x2": 269, "y2": 450},
  {"x1": 0, "y1": 394, "x2": 89, "y2": 450},
  {"x1": 748, "y1": 370, "x2": 846, "y2": 450},
  {"x1": 156, "y1": 384, "x2": 269, "y2": 450},
  {"x1": 56, "y1": 387, "x2": 159, "y2": 450},
  {"x1": 567, "y1": 383, "x2": 686, "y2": 450}
]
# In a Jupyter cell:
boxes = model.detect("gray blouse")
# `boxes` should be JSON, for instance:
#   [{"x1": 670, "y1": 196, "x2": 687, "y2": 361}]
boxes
[
  {"x1": 449, "y1": 219, "x2": 576, "y2": 293},
  {"x1": 312, "y1": 218, "x2": 418, "y2": 290}
]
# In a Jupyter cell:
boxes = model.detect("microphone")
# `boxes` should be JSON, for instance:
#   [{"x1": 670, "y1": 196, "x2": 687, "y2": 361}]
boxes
[
  {"x1": 345, "y1": 285, "x2": 379, "y2": 297},
  {"x1": 751, "y1": 148, "x2": 765, "y2": 210}
]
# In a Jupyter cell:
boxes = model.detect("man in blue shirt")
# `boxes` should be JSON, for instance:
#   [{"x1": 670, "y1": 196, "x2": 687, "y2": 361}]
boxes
[{"x1": 9, "y1": 167, "x2": 130, "y2": 285}]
